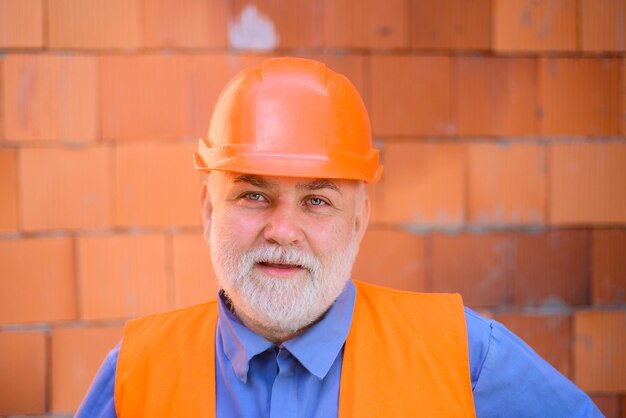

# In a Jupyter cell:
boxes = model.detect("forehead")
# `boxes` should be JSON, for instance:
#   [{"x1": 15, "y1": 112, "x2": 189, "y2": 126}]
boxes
[{"x1": 213, "y1": 171, "x2": 359, "y2": 193}]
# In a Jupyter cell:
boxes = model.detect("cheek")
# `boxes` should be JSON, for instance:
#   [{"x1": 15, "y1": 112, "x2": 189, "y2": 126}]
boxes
[
  {"x1": 214, "y1": 207, "x2": 264, "y2": 247},
  {"x1": 304, "y1": 217, "x2": 356, "y2": 258}
]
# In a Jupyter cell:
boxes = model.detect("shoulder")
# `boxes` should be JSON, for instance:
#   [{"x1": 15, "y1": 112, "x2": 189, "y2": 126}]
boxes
[
  {"x1": 355, "y1": 281, "x2": 475, "y2": 332},
  {"x1": 354, "y1": 280, "x2": 463, "y2": 308},
  {"x1": 119, "y1": 301, "x2": 219, "y2": 369},
  {"x1": 129, "y1": 300, "x2": 218, "y2": 324},
  {"x1": 352, "y1": 281, "x2": 470, "y2": 359},
  {"x1": 463, "y1": 307, "x2": 494, "y2": 389},
  {"x1": 125, "y1": 300, "x2": 218, "y2": 338},
  {"x1": 465, "y1": 310, "x2": 602, "y2": 417}
]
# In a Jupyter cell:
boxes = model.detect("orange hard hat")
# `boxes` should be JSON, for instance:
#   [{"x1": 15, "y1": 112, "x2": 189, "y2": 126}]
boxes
[{"x1": 194, "y1": 57, "x2": 382, "y2": 183}]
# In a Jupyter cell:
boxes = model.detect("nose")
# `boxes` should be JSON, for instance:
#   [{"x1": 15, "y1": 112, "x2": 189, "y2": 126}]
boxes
[{"x1": 262, "y1": 201, "x2": 304, "y2": 246}]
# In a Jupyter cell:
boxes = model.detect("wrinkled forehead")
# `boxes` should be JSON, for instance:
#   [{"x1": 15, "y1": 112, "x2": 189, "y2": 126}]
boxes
[{"x1": 209, "y1": 171, "x2": 363, "y2": 194}]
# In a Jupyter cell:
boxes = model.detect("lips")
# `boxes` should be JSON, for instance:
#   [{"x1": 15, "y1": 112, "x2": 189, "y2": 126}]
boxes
[
  {"x1": 259, "y1": 261, "x2": 302, "y2": 269},
  {"x1": 256, "y1": 261, "x2": 306, "y2": 277}
]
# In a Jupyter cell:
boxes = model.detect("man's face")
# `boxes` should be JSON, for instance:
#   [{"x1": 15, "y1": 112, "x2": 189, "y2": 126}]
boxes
[{"x1": 202, "y1": 171, "x2": 369, "y2": 341}]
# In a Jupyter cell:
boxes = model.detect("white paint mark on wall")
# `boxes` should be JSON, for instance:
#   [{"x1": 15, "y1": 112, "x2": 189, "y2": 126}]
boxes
[{"x1": 229, "y1": 5, "x2": 279, "y2": 51}]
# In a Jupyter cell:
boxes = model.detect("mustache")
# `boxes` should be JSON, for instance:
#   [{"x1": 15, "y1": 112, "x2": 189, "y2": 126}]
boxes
[{"x1": 242, "y1": 245, "x2": 320, "y2": 274}]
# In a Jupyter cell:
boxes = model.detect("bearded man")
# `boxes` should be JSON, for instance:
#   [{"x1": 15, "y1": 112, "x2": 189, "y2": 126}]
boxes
[{"x1": 78, "y1": 57, "x2": 601, "y2": 417}]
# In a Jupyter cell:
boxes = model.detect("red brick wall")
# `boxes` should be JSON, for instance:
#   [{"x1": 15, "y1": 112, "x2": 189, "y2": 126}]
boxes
[{"x1": 0, "y1": 0, "x2": 625, "y2": 416}]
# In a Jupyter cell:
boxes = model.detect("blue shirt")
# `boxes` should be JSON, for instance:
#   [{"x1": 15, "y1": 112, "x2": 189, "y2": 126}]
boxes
[{"x1": 76, "y1": 281, "x2": 602, "y2": 417}]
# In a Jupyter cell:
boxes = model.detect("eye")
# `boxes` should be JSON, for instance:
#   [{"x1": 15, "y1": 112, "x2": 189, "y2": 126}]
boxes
[
  {"x1": 245, "y1": 192, "x2": 265, "y2": 201},
  {"x1": 307, "y1": 197, "x2": 329, "y2": 207}
]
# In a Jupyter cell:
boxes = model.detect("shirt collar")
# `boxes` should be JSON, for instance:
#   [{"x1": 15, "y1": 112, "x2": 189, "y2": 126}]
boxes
[
  {"x1": 217, "y1": 293, "x2": 274, "y2": 383},
  {"x1": 217, "y1": 280, "x2": 356, "y2": 383},
  {"x1": 282, "y1": 280, "x2": 355, "y2": 379}
]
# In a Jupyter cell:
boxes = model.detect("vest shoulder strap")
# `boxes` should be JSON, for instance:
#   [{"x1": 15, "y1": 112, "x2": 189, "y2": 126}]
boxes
[
  {"x1": 114, "y1": 301, "x2": 218, "y2": 418},
  {"x1": 339, "y1": 281, "x2": 476, "y2": 417}
]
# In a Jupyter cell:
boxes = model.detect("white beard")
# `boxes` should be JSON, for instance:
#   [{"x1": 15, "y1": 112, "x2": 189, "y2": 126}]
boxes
[{"x1": 210, "y1": 230, "x2": 359, "y2": 336}]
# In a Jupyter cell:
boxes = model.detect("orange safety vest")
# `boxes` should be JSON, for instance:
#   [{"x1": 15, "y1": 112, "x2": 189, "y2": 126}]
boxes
[{"x1": 115, "y1": 281, "x2": 476, "y2": 417}]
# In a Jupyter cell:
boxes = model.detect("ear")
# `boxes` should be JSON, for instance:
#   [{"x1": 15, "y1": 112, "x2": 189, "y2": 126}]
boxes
[
  {"x1": 200, "y1": 179, "x2": 213, "y2": 243},
  {"x1": 354, "y1": 186, "x2": 370, "y2": 245}
]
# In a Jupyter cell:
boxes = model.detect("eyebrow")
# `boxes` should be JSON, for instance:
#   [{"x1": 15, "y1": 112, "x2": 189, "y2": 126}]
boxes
[
  {"x1": 298, "y1": 179, "x2": 340, "y2": 194},
  {"x1": 233, "y1": 174, "x2": 341, "y2": 194},
  {"x1": 233, "y1": 174, "x2": 271, "y2": 188}
]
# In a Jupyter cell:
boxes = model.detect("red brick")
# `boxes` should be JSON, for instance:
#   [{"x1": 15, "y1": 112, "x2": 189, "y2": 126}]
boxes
[
  {"x1": 493, "y1": 0, "x2": 577, "y2": 52},
  {"x1": 468, "y1": 143, "x2": 546, "y2": 226},
  {"x1": 0, "y1": 0, "x2": 44, "y2": 48},
  {"x1": 496, "y1": 313, "x2": 572, "y2": 378},
  {"x1": 172, "y1": 232, "x2": 218, "y2": 308},
  {"x1": 512, "y1": 230, "x2": 590, "y2": 307},
  {"x1": 432, "y1": 233, "x2": 509, "y2": 308},
  {"x1": 623, "y1": 59, "x2": 626, "y2": 137},
  {"x1": 100, "y1": 55, "x2": 189, "y2": 140},
  {"x1": 574, "y1": 309, "x2": 626, "y2": 392},
  {"x1": 143, "y1": 0, "x2": 228, "y2": 48},
  {"x1": 353, "y1": 228, "x2": 426, "y2": 292},
  {"x1": 187, "y1": 54, "x2": 269, "y2": 139},
  {"x1": 549, "y1": 143, "x2": 626, "y2": 224},
  {"x1": 77, "y1": 234, "x2": 168, "y2": 320},
  {"x1": 590, "y1": 395, "x2": 621, "y2": 418},
  {"x1": 2, "y1": 54, "x2": 98, "y2": 142},
  {"x1": 0, "y1": 149, "x2": 18, "y2": 232},
  {"x1": 324, "y1": 0, "x2": 408, "y2": 49},
  {"x1": 0, "y1": 59, "x2": 3, "y2": 140},
  {"x1": 48, "y1": 0, "x2": 143, "y2": 49},
  {"x1": 456, "y1": 57, "x2": 537, "y2": 137},
  {"x1": 580, "y1": 0, "x2": 626, "y2": 52},
  {"x1": 476, "y1": 309, "x2": 494, "y2": 320},
  {"x1": 229, "y1": 0, "x2": 323, "y2": 50},
  {"x1": 592, "y1": 229, "x2": 626, "y2": 305},
  {"x1": 186, "y1": 54, "x2": 228, "y2": 140},
  {"x1": 51, "y1": 326, "x2": 123, "y2": 413},
  {"x1": 0, "y1": 332, "x2": 46, "y2": 415},
  {"x1": 0, "y1": 237, "x2": 76, "y2": 324},
  {"x1": 19, "y1": 146, "x2": 112, "y2": 231},
  {"x1": 380, "y1": 142, "x2": 466, "y2": 227},
  {"x1": 115, "y1": 142, "x2": 203, "y2": 228},
  {"x1": 371, "y1": 55, "x2": 453, "y2": 136},
  {"x1": 539, "y1": 58, "x2": 621, "y2": 136},
  {"x1": 410, "y1": 0, "x2": 491, "y2": 50}
]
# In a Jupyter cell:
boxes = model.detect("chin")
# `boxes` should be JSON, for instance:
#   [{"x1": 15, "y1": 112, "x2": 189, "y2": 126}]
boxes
[{"x1": 226, "y1": 270, "x2": 348, "y2": 334}]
